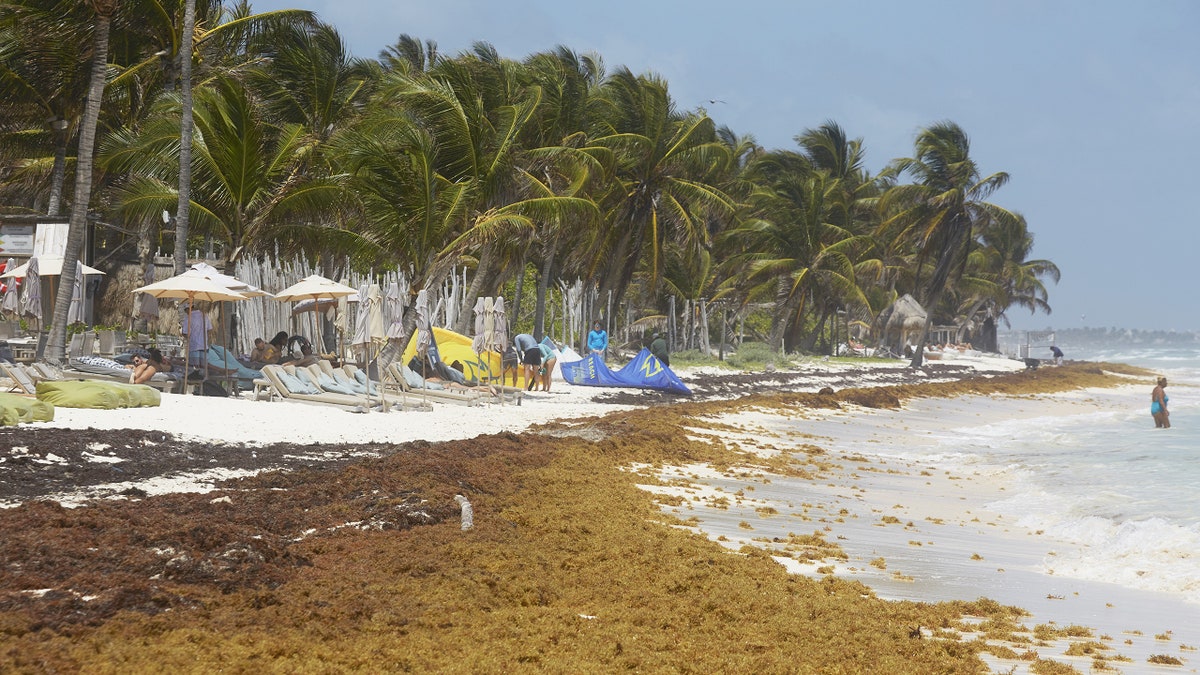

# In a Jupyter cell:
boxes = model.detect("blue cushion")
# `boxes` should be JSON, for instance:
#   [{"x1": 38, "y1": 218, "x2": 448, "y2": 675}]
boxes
[{"x1": 277, "y1": 368, "x2": 320, "y2": 395}]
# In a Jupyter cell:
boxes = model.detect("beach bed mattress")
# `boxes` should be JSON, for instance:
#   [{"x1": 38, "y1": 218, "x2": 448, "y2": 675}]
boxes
[
  {"x1": 0, "y1": 392, "x2": 55, "y2": 425},
  {"x1": 36, "y1": 380, "x2": 161, "y2": 409}
]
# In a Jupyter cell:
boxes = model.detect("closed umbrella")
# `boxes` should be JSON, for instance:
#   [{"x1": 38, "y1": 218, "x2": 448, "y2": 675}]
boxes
[
  {"x1": 20, "y1": 257, "x2": 40, "y2": 330},
  {"x1": 491, "y1": 296, "x2": 508, "y2": 355},
  {"x1": 384, "y1": 282, "x2": 405, "y2": 339},
  {"x1": 1, "y1": 257, "x2": 19, "y2": 317},
  {"x1": 471, "y1": 296, "x2": 487, "y2": 354},
  {"x1": 67, "y1": 260, "x2": 84, "y2": 325}
]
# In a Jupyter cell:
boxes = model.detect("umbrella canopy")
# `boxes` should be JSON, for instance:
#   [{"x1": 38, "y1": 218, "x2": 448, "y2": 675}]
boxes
[
  {"x1": 1, "y1": 257, "x2": 19, "y2": 316},
  {"x1": 20, "y1": 257, "x2": 40, "y2": 324},
  {"x1": 272, "y1": 274, "x2": 358, "y2": 302},
  {"x1": 384, "y1": 281, "x2": 405, "y2": 339},
  {"x1": 67, "y1": 260, "x2": 84, "y2": 325},
  {"x1": 2, "y1": 256, "x2": 104, "y2": 278},
  {"x1": 133, "y1": 273, "x2": 248, "y2": 303},
  {"x1": 490, "y1": 296, "x2": 508, "y2": 354},
  {"x1": 187, "y1": 262, "x2": 270, "y2": 297}
]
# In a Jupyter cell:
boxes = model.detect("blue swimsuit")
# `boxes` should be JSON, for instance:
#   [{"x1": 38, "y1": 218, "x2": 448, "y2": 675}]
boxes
[{"x1": 1152, "y1": 394, "x2": 1168, "y2": 414}]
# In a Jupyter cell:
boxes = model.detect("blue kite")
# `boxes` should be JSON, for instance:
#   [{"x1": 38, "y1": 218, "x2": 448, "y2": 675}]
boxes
[{"x1": 560, "y1": 348, "x2": 692, "y2": 396}]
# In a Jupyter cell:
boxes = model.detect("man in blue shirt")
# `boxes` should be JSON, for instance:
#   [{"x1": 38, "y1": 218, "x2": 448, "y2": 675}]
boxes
[{"x1": 587, "y1": 321, "x2": 608, "y2": 359}]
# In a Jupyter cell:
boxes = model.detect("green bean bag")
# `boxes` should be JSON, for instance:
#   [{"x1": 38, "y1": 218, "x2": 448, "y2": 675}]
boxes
[
  {"x1": 0, "y1": 393, "x2": 55, "y2": 424},
  {"x1": 35, "y1": 380, "x2": 161, "y2": 409}
]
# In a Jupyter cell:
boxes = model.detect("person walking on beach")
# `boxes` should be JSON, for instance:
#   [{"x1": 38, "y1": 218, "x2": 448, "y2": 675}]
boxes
[
  {"x1": 1152, "y1": 376, "x2": 1170, "y2": 428},
  {"x1": 1050, "y1": 345, "x2": 1064, "y2": 365},
  {"x1": 587, "y1": 321, "x2": 608, "y2": 360},
  {"x1": 649, "y1": 332, "x2": 670, "y2": 367}
]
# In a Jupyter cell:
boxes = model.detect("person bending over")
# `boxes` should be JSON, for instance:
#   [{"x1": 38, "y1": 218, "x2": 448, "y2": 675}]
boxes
[
  {"x1": 514, "y1": 333, "x2": 541, "y2": 391},
  {"x1": 537, "y1": 340, "x2": 557, "y2": 392}
]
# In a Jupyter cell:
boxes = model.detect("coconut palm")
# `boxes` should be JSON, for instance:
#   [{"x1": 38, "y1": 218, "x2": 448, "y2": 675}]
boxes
[
  {"x1": 727, "y1": 149, "x2": 871, "y2": 353},
  {"x1": 0, "y1": 0, "x2": 96, "y2": 215},
  {"x1": 46, "y1": 0, "x2": 118, "y2": 363},
  {"x1": 100, "y1": 75, "x2": 350, "y2": 263},
  {"x1": 589, "y1": 67, "x2": 734, "y2": 313},
  {"x1": 877, "y1": 121, "x2": 1020, "y2": 367}
]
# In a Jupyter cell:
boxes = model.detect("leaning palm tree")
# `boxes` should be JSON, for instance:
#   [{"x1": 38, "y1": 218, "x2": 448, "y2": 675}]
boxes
[
  {"x1": 877, "y1": 121, "x2": 1020, "y2": 367},
  {"x1": 46, "y1": 0, "x2": 118, "y2": 364}
]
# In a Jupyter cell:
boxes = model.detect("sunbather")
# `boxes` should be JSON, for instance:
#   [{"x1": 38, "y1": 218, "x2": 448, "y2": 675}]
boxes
[{"x1": 130, "y1": 348, "x2": 167, "y2": 385}]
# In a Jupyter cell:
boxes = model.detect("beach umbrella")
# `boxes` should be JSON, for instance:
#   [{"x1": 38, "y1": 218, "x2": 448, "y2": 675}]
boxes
[
  {"x1": 1, "y1": 256, "x2": 104, "y2": 278},
  {"x1": 471, "y1": 296, "x2": 487, "y2": 354},
  {"x1": 67, "y1": 260, "x2": 84, "y2": 325},
  {"x1": 491, "y1": 296, "x2": 508, "y2": 354},
  {"x1": 384, "y1": 281, "x2": 405, "y2": 339},
  {"x1": 351, "y1": 284, "x2": 384, "y2": 347},
  {"x1": 132, "y1": 273, "x2": 247, "y2": 394},
  {"x1": 1, "y1": 258, "x2": 19, "y2": 317},
  {"x1": 20, "y1": 257, "x2": 40, "y2": 329},
  {"x1": 272, "y1": 274, "x2": 358, "y2": 355}
]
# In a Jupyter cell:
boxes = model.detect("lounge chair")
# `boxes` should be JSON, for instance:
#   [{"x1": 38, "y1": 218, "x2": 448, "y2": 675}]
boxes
[
  {"x1": 62, "y1": 355, "x2": 179, "y2": 393},
  {"x1": 382, "y1": 361, "x2": 485, "y2": 407},
  {"x1": 0, "y1": 362, "x2": 38, "y2": 395},
  {"x1": 260, "y1": 364, "x2": 422, "y2": 411}
]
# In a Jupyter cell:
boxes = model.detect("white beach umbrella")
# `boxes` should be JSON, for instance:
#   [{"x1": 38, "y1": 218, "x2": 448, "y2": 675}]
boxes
[
  {"x1": 1, "y1": 257, "x2": 19, "y2": 317},
  {"x1": 1, "y1": 256, "x2": 104, "y2": 278},
  {"x1": 132, "y1": 273, "x2": 248, "y2": 394},
  {"x1": 471, "y1": 296, "x2": 487, "y2": 354},
  {"x1": 20, "y1": 257, "x2": 41, "y2": 328},
  {"x1": 272, "y1": 274, "x2": 358, "y2": 355},
  {"x1": 490, "y1": 296, "x2": 508, "y2": 354},
  {"x1": 384, "y1": 281, "x2": 405, "y2": 339},
  {"x1": 67, "y1": 260, "x2": 84, "y2": 325}
]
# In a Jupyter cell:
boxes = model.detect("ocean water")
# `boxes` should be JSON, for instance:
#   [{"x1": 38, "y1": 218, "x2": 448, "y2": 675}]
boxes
[{"x1": 940, "y1": 335, "x2": 1200, "y2": 603}]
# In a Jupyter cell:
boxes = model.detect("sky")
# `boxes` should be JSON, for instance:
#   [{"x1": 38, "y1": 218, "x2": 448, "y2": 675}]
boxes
[{"x1": 251, "y1": 0, "x2": 1199, "y2": 332}]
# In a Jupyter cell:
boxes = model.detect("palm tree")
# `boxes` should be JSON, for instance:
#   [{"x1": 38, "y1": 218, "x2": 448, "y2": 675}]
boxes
[
  {"x1": 0, "y1": 0, "x2": 97, "y2": 215},
  {"x1": 877, "y1": 121, "x2": 1020, "y2": 367},
  {"x1": 46, "y1": 0, "x2": 118, "y2": 363},
  {"x1": 962, "y1": 213, "x2": 1060, "y2": 351},
  {"x1": 726, "y1": 150, "x2": 871, "y2": 353},
  {"x1": 589, "y1": 68, "x2": 734, "y2": 313},
  {"x1": 101, "y1": 75, "x2": 350, "y2": 263}
]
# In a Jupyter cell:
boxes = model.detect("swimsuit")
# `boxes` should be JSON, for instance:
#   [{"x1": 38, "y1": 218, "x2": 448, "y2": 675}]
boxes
[{"x1": 1152, "y1": 394, "x2": 1168, "y2": 414}]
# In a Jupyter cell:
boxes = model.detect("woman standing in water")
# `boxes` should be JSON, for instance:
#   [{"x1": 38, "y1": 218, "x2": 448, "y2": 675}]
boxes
[{"x1": 1152, "y1": 376, "x2": 1170, "y2": 428}]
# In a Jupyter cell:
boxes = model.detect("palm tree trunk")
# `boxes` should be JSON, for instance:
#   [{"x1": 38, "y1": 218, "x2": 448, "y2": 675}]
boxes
[
  {"x1": 46, "y1": 122, "x2": 69, "y2": 216},
  {"x1": 533, "y1": 249, "x2": 555, "y2": 341},
  {"x1": 453, "y1": 245, "x2": 496, "y2": 334},
  {"x1": 47, "y1": 3, "x2": 114, "y2": 364},
  {"x1": 172, "y1": 0, "x2": 196, "y2": 274}
]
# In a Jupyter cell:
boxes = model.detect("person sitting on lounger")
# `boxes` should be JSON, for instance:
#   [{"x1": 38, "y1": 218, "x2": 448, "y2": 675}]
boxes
[
  {"x1": 291, "y1": 343, "x2": 320, "y2": 367},
  {"x1": 129, "y1": 348, "x2": 167, "y2": 384}
]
